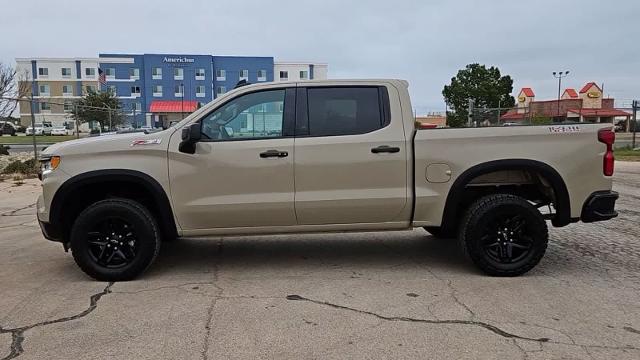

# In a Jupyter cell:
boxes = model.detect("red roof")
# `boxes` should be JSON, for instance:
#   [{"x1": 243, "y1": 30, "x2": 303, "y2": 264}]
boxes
[
  {"x1": 563, "y1": 88, "x2": 578, "y2": 98},
  {"x1": 520, "y1": 87, "x2": 535, "y2": 97},
  {"x1": 500, "y1": 110, "x2": 527, "y2": 120},
  {"x1": 567, "y1": 108, "x2": 630, "y2": 117},
  {"x1": 149, "y1": 100, "x2": 199, "y2": 113},
  {"x1": 579, "y1": 82, "x2": 601, "y2": 94}
]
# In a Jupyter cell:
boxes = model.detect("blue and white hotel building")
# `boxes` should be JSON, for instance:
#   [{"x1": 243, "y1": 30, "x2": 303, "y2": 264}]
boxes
[{"x1": 98, "y1": 53, "x2": 326, "y2": 128}]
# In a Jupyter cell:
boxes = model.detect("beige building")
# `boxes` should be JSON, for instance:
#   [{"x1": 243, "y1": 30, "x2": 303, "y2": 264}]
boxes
[{"x1": 16, "y1": 58, "x2": 100, "y2": 128}]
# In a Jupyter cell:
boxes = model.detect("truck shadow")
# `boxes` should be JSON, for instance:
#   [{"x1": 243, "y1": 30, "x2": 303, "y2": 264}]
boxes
[{"x1": 146, "y1": 230, "x2": 478, "y2": 278}]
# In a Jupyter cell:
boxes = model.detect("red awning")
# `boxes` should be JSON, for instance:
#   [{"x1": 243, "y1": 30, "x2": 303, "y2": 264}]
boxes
[
  {"x1": 567, "y1": 108, "x2": 631, "y2": 117},
  {"x1": 149, "y1": 100, "x2": 199, "y2": 113}
]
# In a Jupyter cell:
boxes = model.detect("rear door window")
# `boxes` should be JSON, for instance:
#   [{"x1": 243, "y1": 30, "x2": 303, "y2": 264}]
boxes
[{"x1": 304, "y1": 87, "x2": 387, "y2": 136}]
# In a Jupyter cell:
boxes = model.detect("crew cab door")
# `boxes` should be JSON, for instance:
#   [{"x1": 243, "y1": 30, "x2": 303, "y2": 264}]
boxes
[
  {"x1": 168, "y1": 87, "x2": 297, "y2": 230},
  {"x1": 293, "y1": 85, "x2": 409, "y2": 225}
]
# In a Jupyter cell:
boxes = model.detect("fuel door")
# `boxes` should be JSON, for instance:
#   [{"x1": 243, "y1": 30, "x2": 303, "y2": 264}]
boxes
[{"x1": 426, "y1": 163, "x2": 452, "y2": 183}]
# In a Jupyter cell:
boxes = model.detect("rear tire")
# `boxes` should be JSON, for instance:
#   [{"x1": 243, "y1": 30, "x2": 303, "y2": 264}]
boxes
[
  {"x1": 70, "y1": 198, "x2": 161, "y2": 281},
  {"x1": 459, "y1": 194, "x2": 548, "y2": 276}
]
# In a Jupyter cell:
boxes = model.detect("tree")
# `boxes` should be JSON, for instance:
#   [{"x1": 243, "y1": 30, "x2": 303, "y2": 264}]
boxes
[
  {"x1": 71, "y1": 90, "x2": 123, "y2": 130},
  {"x1": 0, "y1": 62, "x2": 29, "y2": 118},
  {"x1": 442, "y1": 63, "x2": 515, "y2": 127}
]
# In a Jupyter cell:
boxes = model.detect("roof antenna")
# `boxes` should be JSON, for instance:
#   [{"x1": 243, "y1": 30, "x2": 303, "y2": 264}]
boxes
[{"x1": 234, "y1": 79, "x2": 251, "y2": 89}]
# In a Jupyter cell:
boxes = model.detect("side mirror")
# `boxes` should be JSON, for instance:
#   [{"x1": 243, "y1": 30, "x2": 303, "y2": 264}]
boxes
[{"x1": 179, "y1": 122, "x2": 201, "y2": 154}]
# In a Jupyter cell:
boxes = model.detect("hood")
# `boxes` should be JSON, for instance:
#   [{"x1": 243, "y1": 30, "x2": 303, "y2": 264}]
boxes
[{"x1": 43, "y1": 129, "x2": 175, "y2": 156}]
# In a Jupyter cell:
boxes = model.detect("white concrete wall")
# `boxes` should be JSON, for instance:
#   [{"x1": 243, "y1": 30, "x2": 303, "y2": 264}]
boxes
[{"x1": 274, "y1": 62, "x2": 328, "y2": 81}]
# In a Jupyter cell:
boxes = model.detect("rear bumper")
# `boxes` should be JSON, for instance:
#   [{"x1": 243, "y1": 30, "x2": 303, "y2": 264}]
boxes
[{"x1": 581, "y1": 190, "x2": 618, "y2": 223}]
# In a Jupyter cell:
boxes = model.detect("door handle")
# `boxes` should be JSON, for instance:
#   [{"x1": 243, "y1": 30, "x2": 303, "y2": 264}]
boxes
[
  {"x1": 260, "y1": 149, "x2": 288, "y2": 158},
  {"x1": 371, "y1": 145, "x2": 400, "y2": 154}
]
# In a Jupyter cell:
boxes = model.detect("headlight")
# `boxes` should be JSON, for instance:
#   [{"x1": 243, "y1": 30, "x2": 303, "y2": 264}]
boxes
[{"x1": 39, "y1": 156, "x2": 61, "y2": 177}]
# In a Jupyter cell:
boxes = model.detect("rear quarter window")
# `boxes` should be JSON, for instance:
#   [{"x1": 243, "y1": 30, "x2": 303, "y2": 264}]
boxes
[{"x1": 306, "y1": 87, "x2": 387, "y2": 136}]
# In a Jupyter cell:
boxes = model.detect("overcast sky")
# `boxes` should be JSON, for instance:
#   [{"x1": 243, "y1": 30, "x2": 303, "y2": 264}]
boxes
[{"x1": 2, "y1": 0, "x2": 638, "y2": 113}]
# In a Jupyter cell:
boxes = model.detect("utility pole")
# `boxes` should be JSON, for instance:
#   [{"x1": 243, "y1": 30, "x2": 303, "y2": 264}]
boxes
[
  {"x1": 553, "y1": 71, "x2": 570, "y2": 121},
  {"x1": 467, "y1": 98, "x2": 474, "y2": 127},
  {"x1": 29, "y1": 94, "x2": 38, "y2": 159},
  {"x1": 633, "y1": 100, "x2": 638, "y2": 149}
]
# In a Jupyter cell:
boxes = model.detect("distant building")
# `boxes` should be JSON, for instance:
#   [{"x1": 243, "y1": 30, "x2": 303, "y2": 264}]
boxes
[
  {"x1": 16, "y1": 58, "x2": 99, "y2": 128},
  {"x1": 274, "y1": 62, "x2": 328, "y2": 82},
  {"x1": 502, "y1": 82, "x2": 631, "y2": 128},
  {"x1": 415, "y1": 113, "x2": 446, "y2": 128},
  {"x1": 16, "y1": 55, "x2": 328, "y2": 128}
]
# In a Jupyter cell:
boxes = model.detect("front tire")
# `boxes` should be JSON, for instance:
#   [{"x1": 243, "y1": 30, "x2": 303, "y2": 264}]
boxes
[
  {"x1": 459, "y1": 194, "x2": 548, "y2": 276},
  {"x1": 70, "y1": 198, "x2": 161, "y2": 281}
]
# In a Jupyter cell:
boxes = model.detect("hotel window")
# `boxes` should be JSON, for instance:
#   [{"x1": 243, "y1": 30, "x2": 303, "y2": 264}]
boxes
[
  {"x1": 174, "y1": 85, "x2": 184, "y2": 97},
  {"x1": 63, "y1": 101, "x2": 73, "y2": 112},
  {"x1": 85, "y1": 85, "x2": 97, "y2": 94},
  {"x1": 257, "y1": 69, "x2": 267, "y2": 81},
  {"x1": 216, "y1": 86, "x2": 226, "y2": 95},
  {"x1": 105, "y1": 68, "x2": 115, "y2": 79},
  {"x1": 38, "y1": 68, "x2": 48, "y2": 76},
  {"x1": 152, "y1": 67, "x2": 162, "y2": 80},
  {"x1": 299, "y1": 70, "x2": 308, "y2": 80},
  {"x1": 61, "y1": 68, "x2": 72, "y2": 78},
  {"x1": 279, "y1": 71, "x2": 288, "y2": 81},
  {"x1": 131, "y1": 86, "x2": 141, "y2": 96},
  {"x1": 85, "y1": 68, "x2": 96, "y2": 77},
  {"x1": 195, "y1": 68, "x2": 205, "y2": 79},
  {"x1": 129, "y1": 68, "x2": 140, "y2": 80},
  {"x1": 40, "y1": 102, "x2": 51, "y2": 111},
  {"x1": 107, "y1": 85, "x2": 117, "y2": 95},
  {"x1": 153, "y1": 85, "x2": 163, "y2": 97},
  {"x1": 239, "y1": 69, "x2": 249, "y2": 80},
  {"x1": 62, "y1": 85, "x2": 73, "y2": 96},
  {"x1": 216, "y1": 69, "x2": 226, "y2": 81},
  {"x1": 174, "y1": 67, "x2": 184, "y2": 80},
  {"x1": 196, "y1": 85, "x2": 205, "y2": 97},
  {"x1": 133, "y1": 102, "x2": 142, "y2": 112},
  {"x1": 39, "y1": 84, "x2": 50, "y2": 96}
]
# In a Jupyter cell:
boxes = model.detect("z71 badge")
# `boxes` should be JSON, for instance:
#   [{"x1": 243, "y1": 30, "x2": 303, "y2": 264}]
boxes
[
  {"x1": 548, "y1": 125, "x2": 581, "y2": 133},
  {"x1": 131, "y1": 139, "x2": 162, "y2": 146}
]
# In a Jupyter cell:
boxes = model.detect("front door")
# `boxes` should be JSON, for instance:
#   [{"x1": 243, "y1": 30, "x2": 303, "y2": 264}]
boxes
[
  {"x1": 293, "y1": 86, "x2": 409, "y2": 225},
  {"x1": 168, "y1": 88, "x2": 297, "y2": 230}
]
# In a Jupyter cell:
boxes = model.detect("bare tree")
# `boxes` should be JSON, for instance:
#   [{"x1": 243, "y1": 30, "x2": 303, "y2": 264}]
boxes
[{"x1": 0, "y1": 62, "x2": 30, "y2": 118}]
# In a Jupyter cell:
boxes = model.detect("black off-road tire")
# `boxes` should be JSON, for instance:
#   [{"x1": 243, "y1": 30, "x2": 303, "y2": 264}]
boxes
[
  {"x1": 459, "y1": 194, "x2": 548, "y2": 276},
  {"x1": 70, "y1": 198, "x2": 161, "y2": 281}
]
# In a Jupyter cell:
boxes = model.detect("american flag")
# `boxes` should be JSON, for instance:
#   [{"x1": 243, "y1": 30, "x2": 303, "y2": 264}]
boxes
[{"x1": 98, "y1": 68, "x2": 106, "y2": 85}]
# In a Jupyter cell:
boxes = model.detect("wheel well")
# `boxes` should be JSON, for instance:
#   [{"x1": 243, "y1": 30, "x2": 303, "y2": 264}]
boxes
[
  {"x1": 440, "y1": 160, "x2": 570, "y2": 234},
  {"x1": 50, "y1": 171, "x2": 178, "y2": 242}
]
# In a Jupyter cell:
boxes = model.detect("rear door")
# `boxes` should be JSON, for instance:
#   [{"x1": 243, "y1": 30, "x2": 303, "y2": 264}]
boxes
[{"x1": 293, "y1": 85, "x2": 409, "y2": 225}]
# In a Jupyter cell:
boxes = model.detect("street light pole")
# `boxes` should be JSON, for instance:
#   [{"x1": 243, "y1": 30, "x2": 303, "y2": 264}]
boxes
[{"x1": 552, "y1": 71, "x2": 570, "y2": 121}]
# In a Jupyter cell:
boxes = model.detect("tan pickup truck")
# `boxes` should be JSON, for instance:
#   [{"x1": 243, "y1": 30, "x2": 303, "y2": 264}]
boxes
[{"x1": 36, "y1": 79, "x2": 618, "y2": 281}]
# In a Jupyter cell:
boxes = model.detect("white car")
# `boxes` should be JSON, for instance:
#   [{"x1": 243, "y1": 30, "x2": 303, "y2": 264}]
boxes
[
  {"x1": 26, "y1": 126, "x2": 44, "y2": 135},
  {"x1": 51, "y1": 127, "x2": 69, "y2": 136}
]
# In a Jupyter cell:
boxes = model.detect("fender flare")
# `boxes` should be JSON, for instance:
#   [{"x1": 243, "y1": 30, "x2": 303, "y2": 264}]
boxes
[
  {"x1": 440, "y1": 159, "x2": 571, "y2": 230},
  {"x1": 50, "y1": 169, "x2": 178, "y2": 238}
]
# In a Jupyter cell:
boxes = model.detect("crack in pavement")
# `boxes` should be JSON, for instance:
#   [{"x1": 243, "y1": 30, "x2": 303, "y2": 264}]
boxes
[
  {"x1": 1, "y1": 204, "x2": 36, "y2": 217},
  {"x1": 201, "y1": 238, "x2": 224, "y2": 360},
  {"x1": 0, "y1": 282, "x2": 114, "y2": 360},
  {"x1": 285, "y1": 295, "x2": 640, "y2": 354},
  {"x1": 285, "y1": 294, "x2": 550, "y2": 342}
]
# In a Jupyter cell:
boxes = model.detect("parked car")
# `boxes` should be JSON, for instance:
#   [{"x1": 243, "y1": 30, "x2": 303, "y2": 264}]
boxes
[
  {"x1": 51, "y1": 127, "x2": 69, "y2": 136},
  {"x1": 26, "y1": 125, "x2": 43, "y2": 136},
  {"x1": 37, "y1": 79, "x2": 618, "y2": 281},
  {"x1": 0, "y1": 122, "x2": 17, "y2": 136},
  {"x1": 41, "y1": 123, "x2": 53, "y2": 135}
]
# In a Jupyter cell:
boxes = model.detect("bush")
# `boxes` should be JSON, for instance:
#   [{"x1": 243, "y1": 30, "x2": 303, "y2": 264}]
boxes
[
  {"x1": 0, "y1": 145, "x2": 9, "y2": 156},
  {"x1": 2, "y1": 158, "x2": 38, "y2": 175}
]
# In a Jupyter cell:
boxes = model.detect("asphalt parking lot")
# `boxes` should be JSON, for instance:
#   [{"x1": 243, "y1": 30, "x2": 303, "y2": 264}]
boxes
[{"x1": 1, "y1": 163, "x2": 639, "y2": 360}]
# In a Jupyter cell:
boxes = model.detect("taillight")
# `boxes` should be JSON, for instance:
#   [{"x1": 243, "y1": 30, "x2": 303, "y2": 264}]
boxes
[{"x1": 598, "y1": 128, "x2": 615, "y2": 176}]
